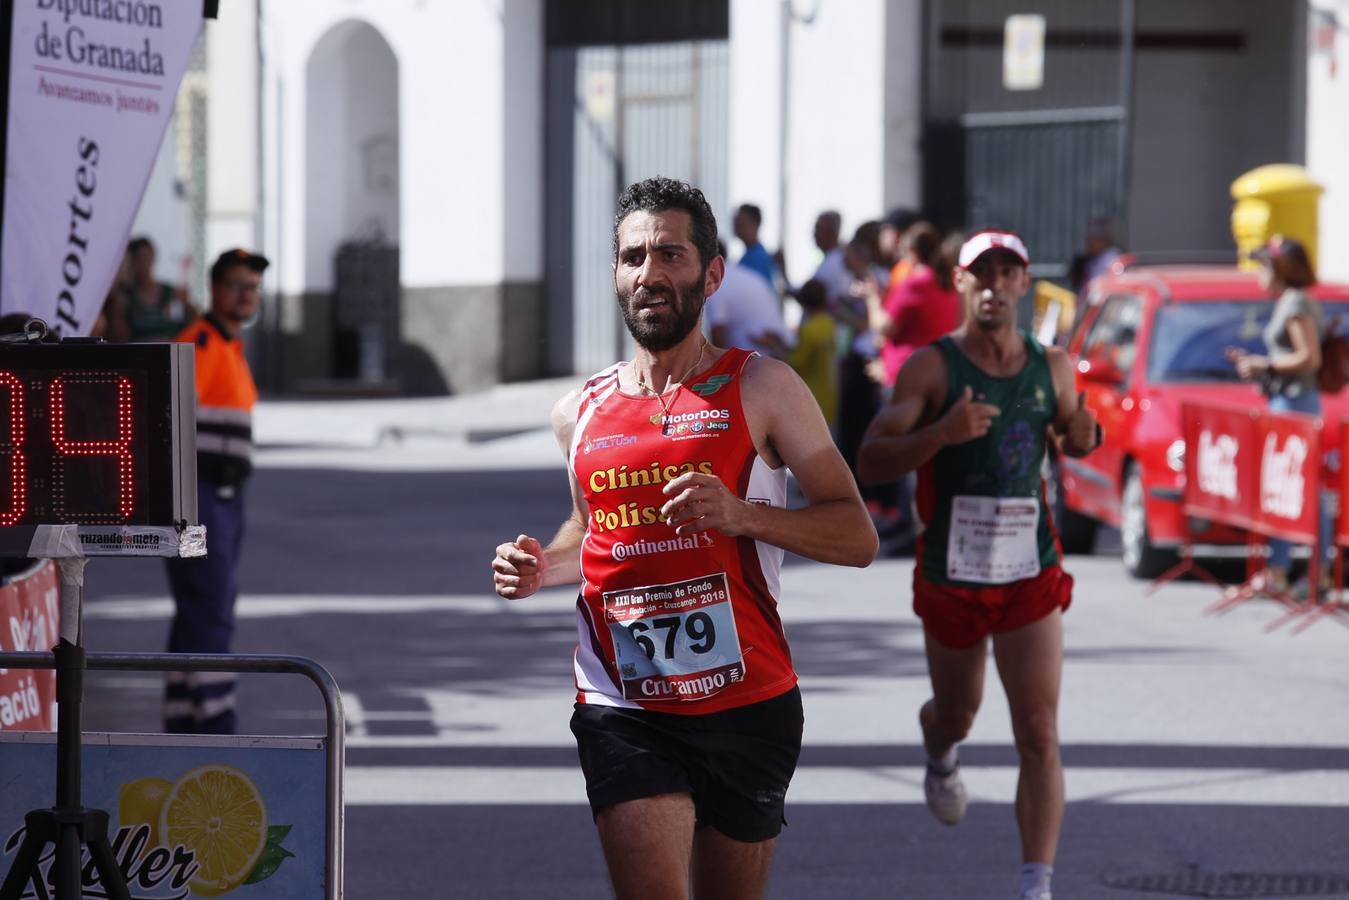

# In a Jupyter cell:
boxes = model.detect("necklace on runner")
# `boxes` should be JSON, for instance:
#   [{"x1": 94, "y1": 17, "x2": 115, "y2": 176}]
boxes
[{"x1": 637, "y1": 341, "x2": 708, "y2": 427}]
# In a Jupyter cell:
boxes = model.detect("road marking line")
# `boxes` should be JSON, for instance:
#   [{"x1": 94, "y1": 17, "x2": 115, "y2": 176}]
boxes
[
  {"x1": 83, "y1": 594, "x2": 535, "y2": 619},
  {"x1": 344, "y1": 765, "x2": 1349, "y2": 807}
]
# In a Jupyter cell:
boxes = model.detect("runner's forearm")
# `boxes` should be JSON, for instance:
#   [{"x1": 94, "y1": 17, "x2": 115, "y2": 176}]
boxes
[
  {"x1": 737, "y1": 498, "x2": 877, "y2": 567},
  {"x1": 857, "y1": 421, "x2": 949, "y2": 484},
  {"x1": 541, "y1": 517, "x2": 586, "y2": 586}
]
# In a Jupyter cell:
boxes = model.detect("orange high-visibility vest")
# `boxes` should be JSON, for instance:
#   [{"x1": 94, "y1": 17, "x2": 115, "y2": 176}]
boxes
[{"x1": 177, "y1": 315, "x2": 257, "y2": 486}]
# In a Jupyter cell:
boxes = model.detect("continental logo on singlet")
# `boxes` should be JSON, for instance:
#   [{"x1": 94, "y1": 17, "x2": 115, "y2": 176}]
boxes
[
  {"x1": 611, "y1": 532, "x2": 714, "y2": 561},
  {"x1": 589, "y1": 460, "x2": 716, "y2": 533}
]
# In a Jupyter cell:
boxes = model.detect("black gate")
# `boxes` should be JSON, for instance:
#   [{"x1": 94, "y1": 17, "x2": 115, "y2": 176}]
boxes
[
  {"x1": 930, "y1": 108, "x2": 1124, "y2": 279},
  {"x1": 923, "y1": 0, "x2": 1135, "y2": 281}
]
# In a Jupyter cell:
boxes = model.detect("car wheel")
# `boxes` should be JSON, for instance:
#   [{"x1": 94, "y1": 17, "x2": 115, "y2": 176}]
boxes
[
  {"x1": 1048, "y1": 457, "x2": 1099, "y2": 555},
  {"x1": 1120, "y1": 462, "x2": 1174, "y2": 579}
]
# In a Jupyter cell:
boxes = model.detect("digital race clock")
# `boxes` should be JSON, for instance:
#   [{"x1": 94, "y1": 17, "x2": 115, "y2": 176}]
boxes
[{"x1": 0, "y1": 341, "x2": 201, "y2": 558}]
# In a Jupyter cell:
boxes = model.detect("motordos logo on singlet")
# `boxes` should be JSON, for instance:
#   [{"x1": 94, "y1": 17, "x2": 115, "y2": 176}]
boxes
[
  {"x1": 587, "y1": 459, "x2": 719, "y2": 540},
  {"x1": 657, "y1": 408, "x2": 733, "y2": 440}
]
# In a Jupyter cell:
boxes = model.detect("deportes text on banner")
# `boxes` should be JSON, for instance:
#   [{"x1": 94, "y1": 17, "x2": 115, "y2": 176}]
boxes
[{"x1": 1, "y1": 0, "x2": 203, "y2": 334}]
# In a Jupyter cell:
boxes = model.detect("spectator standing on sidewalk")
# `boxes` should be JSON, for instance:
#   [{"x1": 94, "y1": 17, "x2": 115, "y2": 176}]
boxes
[
  {"x1": 163, "y1": 248, "x2": 266, "y2": 734},
  {"x1": 732, "y1": 203, "x2": 779, "y2": 288},
  {"x1": 705, "y1": 239, "x2": 790, "y2": 358},
  {"x1": 880, "y1": 208, "x2": 923, "y2": 287},
  {"x1": 857, "y1": 230, "x2": 1100, "y2": 900},
  {"x1": 108, "y1": 236, "x2": 198, "y2": 342},
  {"x1": 870, "y1": 223, "x2": 962, "y2": 389},
  {"x1": 787, "y1": 278, "x2": 838, "y2": 429},
  {"x1": 862, "y1": 223, "x2": 961, "y2": 551},
  {"x1": 1067, "y1": 217, "x2": 1121, "y2": 296},
  {"x1": 492, "y1": 177, "x2": 876, "y2": 900},
  {"x1": 810, "y1": 211, "x2": 852, "y2": 307},
  {"x1": 834, "y1": 231, "x2": 898, "y2": 530},
  {"x1": 1226, "y1": 235, "x2": 1330, "y2": 597}
]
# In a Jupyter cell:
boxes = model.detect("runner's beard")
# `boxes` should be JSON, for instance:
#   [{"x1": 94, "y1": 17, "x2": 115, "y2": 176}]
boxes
[{"x1": 617, "y1": 277, "x2": 707, "y2": 352}]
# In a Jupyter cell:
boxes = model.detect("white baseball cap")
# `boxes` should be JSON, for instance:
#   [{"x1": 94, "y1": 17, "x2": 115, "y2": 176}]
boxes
[{"x1": 957, "y1": 230, "x2": 1030, "y2": 268}]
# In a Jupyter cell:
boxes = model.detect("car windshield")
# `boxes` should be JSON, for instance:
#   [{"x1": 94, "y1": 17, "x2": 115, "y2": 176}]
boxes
[{"x1": 1148, "y1": 299, "x2": 1349, "y2": 384}]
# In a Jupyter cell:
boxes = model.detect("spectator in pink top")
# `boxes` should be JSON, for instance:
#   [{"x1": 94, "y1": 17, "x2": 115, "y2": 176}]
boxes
[{"x1": 870, "y1": 223, "x2": 961, "y2": 390}]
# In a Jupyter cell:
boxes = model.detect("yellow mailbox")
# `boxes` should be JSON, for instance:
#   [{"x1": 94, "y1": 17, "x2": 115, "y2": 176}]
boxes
[{"x1": 1231, "y1": 164, "x2": 1323, "y2": 270}]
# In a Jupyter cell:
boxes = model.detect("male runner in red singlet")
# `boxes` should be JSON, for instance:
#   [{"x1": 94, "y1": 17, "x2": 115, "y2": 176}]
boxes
[
  {"x1": 491, "y1": 177, "x2": 877, "y2": 900},
  {"x1": 857, "y1": 230, "x2": 1100, "y2": 900}
]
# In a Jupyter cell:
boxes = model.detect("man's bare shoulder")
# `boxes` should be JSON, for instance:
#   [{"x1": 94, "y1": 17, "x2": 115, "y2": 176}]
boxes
[
  {"x1": 1043, "y1": 344, "x2": 1077, "y2": 381},
  {"x1": 895, "y1": 344, "x2": 949, "y2": 393},
  {"x1": 740, "y1": 352, "x2": 818, "y2": 407},
  {"x1": 739, "y1": 352, "x2": 798, "y2": 390},
  {"x1": 907, "y1": 343, "x2": 945, "y2": 369},
  {"x1": 550, "y1": 386, "x2": 584, "y2": 438},
  {"x1": 1044, "y1": 344, "x2": 1070, "y2": 366}
]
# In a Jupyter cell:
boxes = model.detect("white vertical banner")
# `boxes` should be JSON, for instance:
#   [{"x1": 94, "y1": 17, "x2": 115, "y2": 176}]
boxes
[{"x1": 1, "y1": 0, "x2": 203, "y2": 336}]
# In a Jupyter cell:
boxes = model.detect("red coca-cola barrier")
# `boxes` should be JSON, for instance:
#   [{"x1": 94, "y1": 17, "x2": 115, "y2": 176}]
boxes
[
  {"x1": 1183, "y1": 403, "x2": 1262, "y2": 530},
  {"x1": 1276, "y1": 420, "x2": 1349, "y2": 631},
  {"x1": 1253, "y1": 410, "x2": 1322, "y2": 545},
  {"x1": 1149, "y1": 402, "x2": 1259, "y2": 594},
  {"x1": 1152, "y1": 402, "x2": 1335, "y2": 629},
  {"x1": 1338, "y1": 421, "x2": 1349, "y2": 548},
  {"x1": 0, "y1": 560, "x2": 58, "y2": 731}
]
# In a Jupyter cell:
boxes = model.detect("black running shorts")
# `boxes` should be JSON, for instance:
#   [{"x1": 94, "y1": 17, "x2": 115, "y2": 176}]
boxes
[{"x1": 569, "y1": 686, "x2": 804, "y2": 843}]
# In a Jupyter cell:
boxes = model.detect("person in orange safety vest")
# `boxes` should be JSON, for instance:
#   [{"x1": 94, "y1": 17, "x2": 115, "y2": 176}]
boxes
[{"x1": 163, "y1": 248, "x2": 265, "y2": 734}]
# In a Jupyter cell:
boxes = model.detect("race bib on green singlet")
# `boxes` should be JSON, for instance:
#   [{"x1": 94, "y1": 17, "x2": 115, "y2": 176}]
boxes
[
  {"x1": 603, "y1": 573, "x2": 745, "y2": 702},
  {"x1": 947, "y1": 495, "x2": 1042, "y2": 584}
]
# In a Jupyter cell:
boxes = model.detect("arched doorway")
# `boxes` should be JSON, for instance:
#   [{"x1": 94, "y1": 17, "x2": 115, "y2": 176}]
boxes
[{"x1": 305, "y1": 20, "x2": 400, "y2": 383}]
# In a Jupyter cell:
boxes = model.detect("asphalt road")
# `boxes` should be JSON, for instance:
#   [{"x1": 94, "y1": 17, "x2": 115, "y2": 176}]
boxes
[{"x1": 66, "y1": 455, "x2": 1349, "y2": 899}]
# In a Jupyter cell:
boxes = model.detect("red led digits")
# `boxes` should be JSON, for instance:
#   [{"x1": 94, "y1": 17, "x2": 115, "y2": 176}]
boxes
[
  {"x1": 51, "y1": 374, "x2": 135, "y2": 522},
  {"x1": 0, "y1": 373, "x2": 26, "y2": 525}
]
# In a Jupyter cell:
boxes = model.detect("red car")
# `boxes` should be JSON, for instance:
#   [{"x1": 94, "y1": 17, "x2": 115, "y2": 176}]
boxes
[{"x1": 1054, "y1": 265, "x2": 1349, "y2": 578}]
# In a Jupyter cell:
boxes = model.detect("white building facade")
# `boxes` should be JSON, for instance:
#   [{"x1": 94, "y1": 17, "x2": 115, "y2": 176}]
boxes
[
  {"x1": 128, "y1": 0, "x2": 1349, "y2": 393},
  {"x1": 1306, "y1": 1, "x2": 1349, "y2": 282},
  {"x1": 130, "y1": 0, "x2": 921, "y2": 393}
]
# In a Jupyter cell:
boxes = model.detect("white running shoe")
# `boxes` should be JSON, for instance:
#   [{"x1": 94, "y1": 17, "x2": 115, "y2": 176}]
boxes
[
  {"x1": 923, "y1": 762, "x2": 967, "y2": 826},
  {"x1": 1019, "y1": 889, "x2": 1051, "y2": 900}
]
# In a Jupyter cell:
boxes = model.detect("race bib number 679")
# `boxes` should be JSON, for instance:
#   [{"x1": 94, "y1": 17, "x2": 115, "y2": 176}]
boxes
[{"x1": 603, "y1": 573, "x2": 745, "y2": 701}]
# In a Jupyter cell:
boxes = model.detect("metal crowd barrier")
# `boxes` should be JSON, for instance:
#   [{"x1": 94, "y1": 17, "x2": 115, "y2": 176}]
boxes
[{"x1": 0, "y1": 650, "x2": 345, "y2": 900}]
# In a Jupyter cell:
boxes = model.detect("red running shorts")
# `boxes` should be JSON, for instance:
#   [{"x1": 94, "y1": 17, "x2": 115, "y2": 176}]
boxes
[{"x1": 913, "y1": 562, "x2": 1074, "y2": 650}]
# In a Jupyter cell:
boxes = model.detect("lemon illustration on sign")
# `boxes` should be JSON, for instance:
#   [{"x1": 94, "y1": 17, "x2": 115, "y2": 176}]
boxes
[
  {"x1": 119, "y1": 776, "x2": 173, "y2": 849},
  {"x1": 160, "y1": 764, "x2": 268, "y2": 897}
]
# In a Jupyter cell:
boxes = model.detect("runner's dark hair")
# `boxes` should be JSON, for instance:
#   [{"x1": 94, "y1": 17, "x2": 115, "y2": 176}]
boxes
[{"x1": 614, "y1": 177, "x2": 719, "y2": 270}]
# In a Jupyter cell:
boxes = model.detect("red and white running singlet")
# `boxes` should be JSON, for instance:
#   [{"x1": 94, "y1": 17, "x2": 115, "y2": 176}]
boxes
[{"x1": 570, "y1": 348, "x2": 795, "y2": 714}]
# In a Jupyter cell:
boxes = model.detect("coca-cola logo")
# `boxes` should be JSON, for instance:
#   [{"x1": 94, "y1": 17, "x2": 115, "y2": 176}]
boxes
[
  {"x1": 1196, "y1": 429, "x2": 1239, "y2": 500},
  {"x1": 1261, "y1": 433, "x2": 1307, "y2": 519}
]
